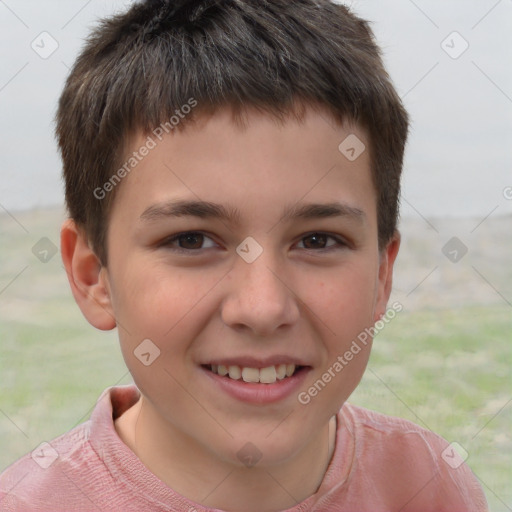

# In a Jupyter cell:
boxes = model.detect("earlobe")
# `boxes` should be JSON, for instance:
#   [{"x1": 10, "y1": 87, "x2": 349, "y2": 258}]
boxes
[
  {"x1": 374, "y1": 231, "x2": 401, "y2": 322},
  {"x1": 61, "y1": 219, "x2": 116, "y2": 331}
]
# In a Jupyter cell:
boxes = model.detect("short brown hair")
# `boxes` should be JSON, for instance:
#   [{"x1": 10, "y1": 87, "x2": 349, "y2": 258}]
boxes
[{"x1": 56, "y1": 0, "x2": 408, "y2": 265}]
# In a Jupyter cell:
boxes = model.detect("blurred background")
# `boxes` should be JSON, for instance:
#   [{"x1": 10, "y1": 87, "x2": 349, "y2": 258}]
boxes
[{"x1": 1, "y1": 0, "x2": 511, "y2": 509}]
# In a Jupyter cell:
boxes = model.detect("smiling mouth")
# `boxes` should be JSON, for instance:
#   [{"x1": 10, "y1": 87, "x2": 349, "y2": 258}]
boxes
[{"x1": 202, "y1": 364, "x2": 306, "y2": 384}]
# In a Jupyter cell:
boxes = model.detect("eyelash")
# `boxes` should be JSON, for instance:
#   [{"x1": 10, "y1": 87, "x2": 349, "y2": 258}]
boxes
[{"x1": 159, "y1": 231, "x2": 348, "y2": 254}]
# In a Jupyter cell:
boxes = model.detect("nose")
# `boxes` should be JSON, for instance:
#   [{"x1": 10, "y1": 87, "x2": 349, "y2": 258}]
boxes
[{"x1": 221, "y1": 253, "x2": 300, "y2": 337}]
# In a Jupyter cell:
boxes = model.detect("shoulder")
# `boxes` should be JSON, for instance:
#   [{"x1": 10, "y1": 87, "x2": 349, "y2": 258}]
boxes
[
  {"x1": 0, "y1": 386, "x2": 142, "y2": 512},
  {"x1": 338, "y1": 403, "x2": 488, "y2": 511},
  {"x1": 0, "y1": 422, "x2": 98, "y2": 511},
  {"x1": 342, "y1": 401, "x2": 443, "y2": 445}
]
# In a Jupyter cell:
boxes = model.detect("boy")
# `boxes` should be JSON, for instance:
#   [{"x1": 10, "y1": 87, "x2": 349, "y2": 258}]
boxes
[{"x1": 0, "y1": 0, "x2": 487, "y2": 510}]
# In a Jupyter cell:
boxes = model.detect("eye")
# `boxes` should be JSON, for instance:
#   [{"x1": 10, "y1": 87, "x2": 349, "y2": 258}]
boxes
[
  {"x1": 296, "y1": 233, "x2": 345, "y2": 250},
  {"x1": 161, "y1": 231, "x2": 217, "y2": 251}
]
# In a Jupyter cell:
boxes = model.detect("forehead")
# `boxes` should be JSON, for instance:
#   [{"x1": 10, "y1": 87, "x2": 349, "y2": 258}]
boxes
[{"x1": 110, "y1": 106, "x2": 376, "y2": 226}]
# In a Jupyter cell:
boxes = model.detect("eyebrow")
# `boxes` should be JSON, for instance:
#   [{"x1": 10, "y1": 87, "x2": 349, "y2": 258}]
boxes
[
  {"x1": 139, "y1": 200, "x2": 365, "y2": 224},
  {"x1": 140, "y1": 200, "x2": 241, "y2": 224},
  {"x1": 281, "y1": 202, "x2": 365, "y2": 222}
]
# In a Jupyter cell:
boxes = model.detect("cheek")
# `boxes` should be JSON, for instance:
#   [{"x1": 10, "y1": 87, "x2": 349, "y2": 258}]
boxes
[
  {"x1": 112, "y1": 261, "x2": 195, "y2": 327},
  {"x1": 301, "y1": 270, "x2": 376, "y2": 413},
  {"x1": 111, "y1": 261, "x2": 227, "y2": 361},
  {"x1": 112, "y1": 265, "x2": 209, "y2": 399},
  {"x1": 302, "y1": 260, "x2": 378, "y2": 335}
]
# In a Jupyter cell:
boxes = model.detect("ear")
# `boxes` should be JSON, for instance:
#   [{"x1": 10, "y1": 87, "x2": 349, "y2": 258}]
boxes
[
  {"x1": 61, "y1": 219, "x2": 116, "y2": 330},
  {"x1": 373, "y1": 231, "x2": 401, "y2": 322}
]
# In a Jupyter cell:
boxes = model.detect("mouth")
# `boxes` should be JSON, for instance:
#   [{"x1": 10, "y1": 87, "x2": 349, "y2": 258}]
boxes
[
  {"x1": 200, "y1": 361, "x2": 311, "y2": 404},
  {"x1": 202, "y1": 363, "x2": 306, "y2": 384}
]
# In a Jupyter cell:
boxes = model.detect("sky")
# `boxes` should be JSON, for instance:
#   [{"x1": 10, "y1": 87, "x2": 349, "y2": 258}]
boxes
[{"x1": 0, "y1": 0, "x2": 511, "y2": 219}]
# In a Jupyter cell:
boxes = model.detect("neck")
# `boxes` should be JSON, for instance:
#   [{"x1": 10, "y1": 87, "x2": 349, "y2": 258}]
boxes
[{"x1": 115, "y1": 397, "x2": 337, "y2": 512}]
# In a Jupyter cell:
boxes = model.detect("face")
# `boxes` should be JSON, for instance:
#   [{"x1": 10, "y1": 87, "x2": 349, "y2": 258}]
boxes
[{"x1": 96, "y1": 106, "x2": 397, "y2": 466}]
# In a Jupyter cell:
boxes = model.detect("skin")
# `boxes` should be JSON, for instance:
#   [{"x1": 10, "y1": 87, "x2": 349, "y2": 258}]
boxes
[{"x1": 61, "y1": 105, "x2": 399, "y2": 512}]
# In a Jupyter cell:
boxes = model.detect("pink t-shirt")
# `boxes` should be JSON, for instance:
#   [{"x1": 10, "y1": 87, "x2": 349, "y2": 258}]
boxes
[{"x1": 0, "y1": 385, "x2": 487, "y2": 511}]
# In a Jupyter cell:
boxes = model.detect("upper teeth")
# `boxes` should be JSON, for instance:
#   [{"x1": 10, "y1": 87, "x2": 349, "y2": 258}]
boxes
[{"x1": 210, "y1": 364, "x2": 296, "y2": 384}]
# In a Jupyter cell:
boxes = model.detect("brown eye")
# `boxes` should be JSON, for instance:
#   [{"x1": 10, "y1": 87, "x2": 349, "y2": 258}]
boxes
[
  {"x1": 162, "y1": 232, "x2": 217, "y2": 251},
  {"x1": 177, "y1": 232, "x2": 204, "y2": 249},
  {"x1": 301, "y1": 233, "x2": 328, "y2": 249},
  {"x1": 297, "y1": 233, "x2": 345, "y2": 250}
]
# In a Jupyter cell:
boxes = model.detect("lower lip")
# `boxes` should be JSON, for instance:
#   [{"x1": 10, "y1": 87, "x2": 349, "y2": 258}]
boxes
[{"x1": 201, "y1": 366, "x2": 311, "y2": 404}]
